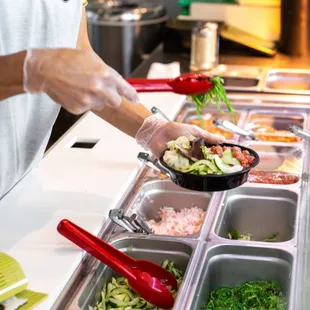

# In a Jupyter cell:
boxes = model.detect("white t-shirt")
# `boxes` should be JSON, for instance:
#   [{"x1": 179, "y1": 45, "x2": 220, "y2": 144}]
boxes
[{"x1": 0, "y1": 0, "x2": 87, "y2": 198}]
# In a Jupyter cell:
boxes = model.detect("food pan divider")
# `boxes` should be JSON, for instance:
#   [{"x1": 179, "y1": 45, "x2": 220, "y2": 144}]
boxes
[
  {"x1": 182, "y1": 241, "x2": 297, "y2": 310},
  {"x1": 289, "y1": 136, "x2": 310, "y2": 310}
]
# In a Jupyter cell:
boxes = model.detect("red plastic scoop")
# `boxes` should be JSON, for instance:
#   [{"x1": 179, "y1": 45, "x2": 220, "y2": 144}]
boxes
[
  {"x1": 57, "y1": 219, "x2": 177, "y2": 309},
  {"x1": 126, "y1": 73, "x2": 214, "y2": 95}
]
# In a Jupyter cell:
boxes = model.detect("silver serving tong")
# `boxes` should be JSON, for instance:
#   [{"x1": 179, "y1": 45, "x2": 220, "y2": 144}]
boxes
[
  {"x1": 290, "y1": 125, "x2": 310, "y2": 141},
  {"x1": 109, "y1": 209, "x2": 153, "y2": 234},
  {"x1": 151, "y1": 106, "x2": 171, "y2": 121},
  {"x1": 213, "y1": 118, "x2": 258, "y2": 141}
]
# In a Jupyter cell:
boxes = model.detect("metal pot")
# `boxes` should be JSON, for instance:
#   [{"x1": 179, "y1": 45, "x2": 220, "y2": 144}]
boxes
[{"x1": 86, "y1": 0, "x2": 168, "y2": 77}]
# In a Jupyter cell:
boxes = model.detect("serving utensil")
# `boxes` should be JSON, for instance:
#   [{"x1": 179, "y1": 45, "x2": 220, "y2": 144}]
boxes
[
  {"x1": 290, "y1": 125, "x2": 310, "y2": 141},
  {"x1": 151, "y1": 106, "x2": 171, "y2": 121},
  {"x1": 126, "y1": 73, "x2": 214, "y2": 95},
  {"x1": 213, "y1": 118, "x2": 258, "y2": 141},
  {"x1": 109, "y1": 209, "x2": 153, "y2": 234},
  {"x1": 57, "y1": 219, "x2": 177, "y2": 309}
]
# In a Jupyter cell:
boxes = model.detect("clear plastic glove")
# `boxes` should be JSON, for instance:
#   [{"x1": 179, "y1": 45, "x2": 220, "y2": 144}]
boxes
[
  {"x1": 135, "y1": 114, "x2": 225, "y2": 157},
  {"x1": 23, "y1": 48, "x2": 139, "y2": 114}
]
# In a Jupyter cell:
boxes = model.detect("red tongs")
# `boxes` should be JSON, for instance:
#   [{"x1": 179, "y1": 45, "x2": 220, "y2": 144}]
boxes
[
  {"x1": 57, "y1": 219, "x2": 177, "y2": 309},
  {"x1": 126, "y1": 73, "x2": 214, "y2": 95}
]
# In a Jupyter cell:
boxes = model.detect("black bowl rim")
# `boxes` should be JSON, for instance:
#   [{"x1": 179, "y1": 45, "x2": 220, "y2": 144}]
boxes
[{"x1": 159, "y1": 143, "x2": 260, "y2": 178}]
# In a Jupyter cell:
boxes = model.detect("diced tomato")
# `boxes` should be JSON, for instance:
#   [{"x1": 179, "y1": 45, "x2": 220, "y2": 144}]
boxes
[{"x1": 211, "y1": 145, "x2": 224, "y2": 157}]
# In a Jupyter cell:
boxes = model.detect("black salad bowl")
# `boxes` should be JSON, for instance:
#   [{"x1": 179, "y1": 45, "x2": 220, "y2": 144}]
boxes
[{"x1": 138, "y1": 143, "x2": 260, "y2": 192}]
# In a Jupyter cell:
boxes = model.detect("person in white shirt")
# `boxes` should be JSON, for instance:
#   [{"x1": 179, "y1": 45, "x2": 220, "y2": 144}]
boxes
[{"x1": 0, "y1": 0, "x2": 224, "y2": 198}]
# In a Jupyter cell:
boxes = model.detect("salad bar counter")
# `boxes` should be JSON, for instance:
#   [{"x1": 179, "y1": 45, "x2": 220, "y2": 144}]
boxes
[{"x1": 53, "y1": 93, "x2": 310, "y2": 310}]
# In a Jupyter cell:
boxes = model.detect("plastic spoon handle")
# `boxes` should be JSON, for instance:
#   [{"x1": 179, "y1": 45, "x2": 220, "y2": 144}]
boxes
[
  {"x1": 126, "y1": 78, "x2": 172, "y2": 92},
  {"x1": 57, "y1": 219, "x2": 136, "y2": 280}
]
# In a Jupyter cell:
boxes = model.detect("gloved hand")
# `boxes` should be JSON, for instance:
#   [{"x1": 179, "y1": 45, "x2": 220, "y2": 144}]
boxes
[
  {"x1": 135, "y1": 114, "x2": 225, "y2": 157},
  {"x1": 23, "y1": 48, "x2": 139, "y2": 114}
]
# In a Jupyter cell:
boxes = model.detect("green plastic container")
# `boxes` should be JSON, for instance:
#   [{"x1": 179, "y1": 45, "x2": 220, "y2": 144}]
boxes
[{"x1": 178, "y1": 0, "x2": 238, "y2": 16}]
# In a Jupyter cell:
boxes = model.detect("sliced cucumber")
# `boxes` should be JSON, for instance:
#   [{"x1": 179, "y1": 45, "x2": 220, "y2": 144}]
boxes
[
  {"x1": 214, "y1": 155, "x2": 243, "y2": 174},
  {"x1": 222, "y1": 149, "x2": 241, "y2": 166},
  {"x1": 109, "y1": 297, "x2": 139, "y2": 307},
  {"x1": 231, "y1": 157, "x2": 241, "y2": 166}
]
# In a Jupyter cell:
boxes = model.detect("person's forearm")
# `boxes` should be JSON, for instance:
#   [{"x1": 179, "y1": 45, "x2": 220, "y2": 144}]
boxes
[
  {"x1": 76, "y1": 9, "x2": 93, "y2": 51},
  {"x1": 93, "y1": 98, "x2": 152, "y2": 138},
  {"x1": 0, "y1": 51, "x2": 26, "y2": 101}
]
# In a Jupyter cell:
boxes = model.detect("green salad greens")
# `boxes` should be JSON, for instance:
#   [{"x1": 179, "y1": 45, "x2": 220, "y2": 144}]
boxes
[
  {"x1": 189, "y1": 77, "x2": 235, "y2": 126},
  {"x1": 228, "y1": 229, "x2": 279, "y2": 243},
  {"x1": 163, "y1": 136, "x2": 243, "y2": 175},
  {"x1": 88, "y1": 260, "x2": 183, "y2": 310},
  {"x1": 203, "y1": 280, "x2": 287, "y2": 310}
]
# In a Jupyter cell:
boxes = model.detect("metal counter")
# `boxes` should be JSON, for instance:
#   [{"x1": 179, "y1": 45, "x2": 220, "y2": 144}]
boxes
[{"x1": 52, "y1": 92, "x2": 310, "y2": 310}]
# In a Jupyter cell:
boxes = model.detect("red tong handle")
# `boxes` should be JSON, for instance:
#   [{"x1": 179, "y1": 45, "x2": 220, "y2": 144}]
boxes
[
  {"x1": 57, "y1": 219, "x2": 136, "y2": 280},
  {"x1": 126, "y1": 74, "x2": 214, "y2": 95},
  {"x1": 126, "y1": 78, "x2": 173, "y2": 93}
]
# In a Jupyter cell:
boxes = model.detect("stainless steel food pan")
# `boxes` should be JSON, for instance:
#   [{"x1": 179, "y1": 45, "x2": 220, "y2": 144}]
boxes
[
  {"x1": 209, "y1": 64, "x2": 265, "y2": 92},
  {"x1": 263, "y1": 69, "x2": 310, "y2": 95},
  {"x1": 77, "y1": 235, "x2": 196, "y2": 310},
  {"x1": 243, "y1": 143, "x2": 303, "y2": 177},
  {"x1": 175, "y1": 104, "x2": 247, "y2": 142},
  {"x1": 126, "y1": 179, "x2": 217, "y2": 238},
  {"x1": 186, "y1": 243, "x2": 294, "y2": 310},
  {"x1": 241, "y1": 109, "x2": 306, "y2": 144},
  {"x1": 211, "y1": 186, "x2": 299, "y2": 245}
]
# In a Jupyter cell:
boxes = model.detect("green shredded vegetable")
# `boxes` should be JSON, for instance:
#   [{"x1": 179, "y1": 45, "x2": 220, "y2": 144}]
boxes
[
  {"x1": 88, "y1": 260, "x2": 183, "y2": 310},
  {"x1": 203, "y1": 280, "x2": 287, "y2": 310},
  {"x1": 262, "y1": 232, "x2": 279, "y2": 242},
  {"x1": 189, "y1": 77, "x2": 235, "y2": 127},
  {"x1": 228, "y1": 229, "x2": 279, "y2": 242}
]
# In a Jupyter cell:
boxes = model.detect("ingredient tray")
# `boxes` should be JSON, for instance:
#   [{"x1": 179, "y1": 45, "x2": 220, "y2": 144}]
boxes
[
  {"x1": 175, "y1": 104, "x2": 245, "y2": 142},
  {"x1": 211, "y1": 186, "x2": 299, "y2": 245},
  {"x1": 242, "y1": 109, "x2": 306, "y2": 143},
  {"x1": 209, "y1": 65, "x2": 265, "y2": 92},
  {"x1": 186, "y1": 244, "x2": 295, "y2": 310},
  {"x1": 243, "y1": 143, "x2": 303, "y2": 175},
  {"x1": 77, "y1": 235, "x2": 197, "y2": 310},
  {"x1": 263, "y1": 69, "x2": 310, "y2": 95},
  {"x1": 120, "y1": 179, "x2": 217, "y2": 238}
]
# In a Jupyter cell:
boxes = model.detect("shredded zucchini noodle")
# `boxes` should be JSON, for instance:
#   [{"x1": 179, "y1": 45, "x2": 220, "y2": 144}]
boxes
[{"x1": 189, "y1": 77, "x2": 235, "y2": 126}]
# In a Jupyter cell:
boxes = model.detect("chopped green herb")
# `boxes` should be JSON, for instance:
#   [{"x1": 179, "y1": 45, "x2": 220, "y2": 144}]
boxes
[
  {"x1": 227, "y1": 228, "x2": 240, "y2": 240},
  {"x1": 227, "y1": 229, "x2": 279, "y2": 242},
  {"x1": 202, "y1": 280, "x2": 287, "y2": 310},
  {"x1": 262, "y1": 232, "x2": 279, "y2": 242},
  {"x1": 189, "y1": 77, "x2": 235, "y2": 127}
]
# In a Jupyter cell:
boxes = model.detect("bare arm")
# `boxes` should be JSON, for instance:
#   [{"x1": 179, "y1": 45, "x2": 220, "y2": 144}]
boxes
[
  {"x1": 0, "y1": 51, "x2": 26, "y2": 101},
  {"x1": 77, "y1": 8, "x2": 152, "y2": 138}
]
